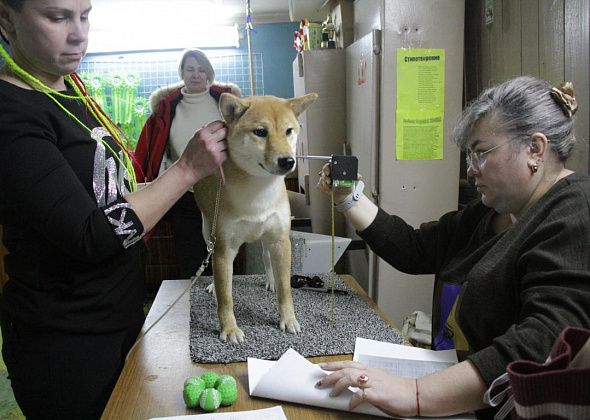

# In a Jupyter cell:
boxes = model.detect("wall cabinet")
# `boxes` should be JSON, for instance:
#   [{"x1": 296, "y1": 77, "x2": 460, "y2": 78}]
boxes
[{"x1": 292, "y1": 50, "x2": 347, "y2": 236}]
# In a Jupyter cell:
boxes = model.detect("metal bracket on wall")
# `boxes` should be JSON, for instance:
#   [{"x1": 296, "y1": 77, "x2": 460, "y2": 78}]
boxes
[
  {"x1": 485, "y1": 0, "x2": 494, "y2": 28},
  {"x1": 304, "y1": 174, "x2": 310, "y2": 205}
]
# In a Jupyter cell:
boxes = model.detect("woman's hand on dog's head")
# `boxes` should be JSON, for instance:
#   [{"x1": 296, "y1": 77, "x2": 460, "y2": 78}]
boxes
[{"x1": 179, "y1": 120, "x2": 228, "y2": 183}]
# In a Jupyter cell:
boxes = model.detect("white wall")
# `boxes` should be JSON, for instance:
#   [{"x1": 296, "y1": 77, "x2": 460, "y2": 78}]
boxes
[
  {"x1": 352, "y1": 0, "x2": 464, "y2": 328},
  {"x1": 353, "y1": 0, "x2": 383, "y2": 40}
]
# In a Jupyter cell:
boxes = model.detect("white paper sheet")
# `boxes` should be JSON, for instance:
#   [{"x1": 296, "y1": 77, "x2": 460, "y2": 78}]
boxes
[
  {"x1": 248, "y1": 348, "x2": 389, "y2": 417},
  {"x1": 150, "y1": 405, "x2": 287, "y2": 420},
  {"x1": 248, "y1": 341, "x2": 477, "y2": 419},
  {"x1": 354, "y1": 337, "x2": 458, "y2": 378}
]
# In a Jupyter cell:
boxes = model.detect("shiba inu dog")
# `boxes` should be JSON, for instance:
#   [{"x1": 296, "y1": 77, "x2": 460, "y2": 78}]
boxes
[{"x1": 193, "y1": 92, "x2": 318, "y2": 343}]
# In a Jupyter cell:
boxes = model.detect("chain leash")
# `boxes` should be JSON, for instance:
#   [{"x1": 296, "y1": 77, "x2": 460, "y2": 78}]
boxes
[{"x1": 126, "y1": 174, "x2": 223, "y2": 362}]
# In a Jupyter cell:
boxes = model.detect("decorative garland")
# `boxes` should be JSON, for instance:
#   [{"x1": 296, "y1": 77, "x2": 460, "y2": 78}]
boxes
[{"x1": 245, "y1": 0, "x2": 254, "y2": 31}]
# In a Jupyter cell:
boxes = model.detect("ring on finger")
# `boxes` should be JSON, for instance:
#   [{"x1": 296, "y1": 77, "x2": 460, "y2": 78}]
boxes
[{"x1": 357, "y1": 374, "x2": 369, "y2": 388}]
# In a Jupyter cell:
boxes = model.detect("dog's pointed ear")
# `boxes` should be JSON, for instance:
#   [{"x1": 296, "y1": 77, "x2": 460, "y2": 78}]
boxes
[
  {"x1": 219, "y1": 93, "x2": 249, "y2": 125},
  {"x1": 288, "y1": 93, "x2": 319, "y2": 117}
]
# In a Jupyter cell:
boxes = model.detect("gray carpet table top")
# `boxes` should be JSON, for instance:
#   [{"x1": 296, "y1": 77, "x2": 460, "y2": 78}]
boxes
[{"x1": 189, "y1": 273, "x2": 403, "y2": 364}]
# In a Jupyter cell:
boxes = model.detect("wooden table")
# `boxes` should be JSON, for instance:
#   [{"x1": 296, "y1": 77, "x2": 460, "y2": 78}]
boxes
[{"x1": 102, "y1": 275, "x2": 400, "y2": 419}]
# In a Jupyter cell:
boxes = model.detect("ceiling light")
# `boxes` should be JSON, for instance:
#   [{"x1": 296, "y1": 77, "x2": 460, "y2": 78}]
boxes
[{"x1": 88, "y1": 1, "x2": 241, "y2": 53}]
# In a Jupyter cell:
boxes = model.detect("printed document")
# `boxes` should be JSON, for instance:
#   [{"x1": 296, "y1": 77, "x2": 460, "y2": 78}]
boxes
[
  {"x1": 248, "y1": 338, "x2": 476, "y2": 419},
  {"x1": 354, "y1": 337, "x2": 457, "y2": 378}
]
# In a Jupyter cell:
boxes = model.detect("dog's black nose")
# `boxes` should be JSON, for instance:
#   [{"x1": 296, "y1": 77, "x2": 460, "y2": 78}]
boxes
[{"x1": 278, "y1": 157, "x2": 295, "y2": 171}]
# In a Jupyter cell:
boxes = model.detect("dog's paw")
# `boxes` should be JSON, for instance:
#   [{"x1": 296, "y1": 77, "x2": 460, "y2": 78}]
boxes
[
  {"x1": 265, "y1": 280, "x2": 275, "y2": 292},
  {"x1": 220, "y1": 327, "x2": 245, "y2": 344},
  {"x1": 280, "y1": 318, "x2": 301, "y2": 335},
  {"x1": 205, "y1": 282, "x2": 215, "y2": 294}
]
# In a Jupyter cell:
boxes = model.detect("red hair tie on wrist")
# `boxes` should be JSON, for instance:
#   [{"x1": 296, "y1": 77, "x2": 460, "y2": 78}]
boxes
[{"x1": 415, "y1": 378, "x2": 421, "y2": 417}]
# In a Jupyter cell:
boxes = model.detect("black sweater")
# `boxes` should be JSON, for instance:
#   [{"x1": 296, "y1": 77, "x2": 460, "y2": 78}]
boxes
[
  {"x1": 0, "y1": 79, "x2": 146, "y2": 333},
  {"x1": 359, "y1": 174, "x2": 590, "y2": 415}
]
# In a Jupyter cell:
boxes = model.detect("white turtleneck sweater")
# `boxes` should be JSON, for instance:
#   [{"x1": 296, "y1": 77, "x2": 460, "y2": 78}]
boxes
[{"x1": 168, "y1": 87, "x2": 222, "y2": 162}]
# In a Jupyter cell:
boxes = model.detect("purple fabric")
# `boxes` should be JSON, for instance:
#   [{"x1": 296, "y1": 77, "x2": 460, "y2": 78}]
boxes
[{"x1": 433, "y1": 281, "x2": 462, "y2": 350}]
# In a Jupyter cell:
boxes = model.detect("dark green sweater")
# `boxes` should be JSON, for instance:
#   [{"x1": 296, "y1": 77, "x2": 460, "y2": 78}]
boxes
[{"x1": 359, "y1": 173, "x2": 590, "y2": 415}]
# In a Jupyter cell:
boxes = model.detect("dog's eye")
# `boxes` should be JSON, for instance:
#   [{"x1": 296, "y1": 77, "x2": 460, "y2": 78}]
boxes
[
  {"x1": 253, "y1": 128, "x2": 268, "y2": 137},
  {"x1": 286, "y1": 128, "x2": 293, "y2": 136}
]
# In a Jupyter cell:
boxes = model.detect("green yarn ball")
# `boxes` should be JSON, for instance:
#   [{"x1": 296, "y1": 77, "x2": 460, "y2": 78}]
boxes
[
  {"x1": 199, "y1": 388, "x2": 221, "y2": 412},
  {"x1": 183, "y1": 376, "x2": 205, "y2": 408},
  {"x1": 184, "y1": 376, "x2": 204, "y2": 388},
  {"x1": 200, "y1": 371, "x2": 220, "y2": 389},
  {"x1": 217, "y1": 380, "x2": 238, "y2": 406},
  {"x1": 214, "y1": 374, "x2": 237, "y2": 389}
]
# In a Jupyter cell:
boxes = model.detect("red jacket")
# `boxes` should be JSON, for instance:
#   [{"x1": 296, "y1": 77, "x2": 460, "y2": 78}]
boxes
[{"x1": 133, "y1": 83, "x2": 239, "y2": 183}]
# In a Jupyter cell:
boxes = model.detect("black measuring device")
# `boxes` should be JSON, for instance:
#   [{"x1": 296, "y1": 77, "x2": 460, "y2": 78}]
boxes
[{"x1": 295, "y1": 155, "x2": 358, "y2": 187}]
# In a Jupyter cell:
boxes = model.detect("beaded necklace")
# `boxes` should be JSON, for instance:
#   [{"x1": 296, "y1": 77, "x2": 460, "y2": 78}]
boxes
[{"x1": 0, "y1": 44, "x2": 137, "y2": 191}]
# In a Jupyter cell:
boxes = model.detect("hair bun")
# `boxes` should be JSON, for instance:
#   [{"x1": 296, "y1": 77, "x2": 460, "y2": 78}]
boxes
[{"x1": 550, "y1": 81, "x2": 578, "y2": 118}]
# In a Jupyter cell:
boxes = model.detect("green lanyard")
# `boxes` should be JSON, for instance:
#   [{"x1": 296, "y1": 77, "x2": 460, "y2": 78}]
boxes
[{"x1": 0, "y1": 44, "x2": 137, "y2": 191}]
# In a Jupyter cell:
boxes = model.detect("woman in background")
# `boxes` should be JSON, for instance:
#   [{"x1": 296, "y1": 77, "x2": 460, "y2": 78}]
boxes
[
  {"x1": 0, "y1": 1, "x2": 227, "y2": 418},
  {"x1": 134, "y1": 49, "x2": 241, "y2": 278},
  {"x1": 315, "y1": 76, "x2": 590, "y2": 419}
]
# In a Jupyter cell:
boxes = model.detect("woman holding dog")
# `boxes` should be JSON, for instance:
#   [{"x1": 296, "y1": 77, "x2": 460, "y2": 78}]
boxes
[
  {"x1": 0, "y1": 1, "x2": 227, "y2": 418},
  {"x1": 134, "y1": 48, "x2": 241, "y2": 279},
  {"x1": 316, "y1": 76, "x2": 590, "y2": 418}
]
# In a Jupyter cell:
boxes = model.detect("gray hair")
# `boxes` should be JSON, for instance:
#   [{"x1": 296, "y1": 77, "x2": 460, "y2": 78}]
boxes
[
  {"x1": 0, "y1": 0, "x2": 24, "y2": 44},
  {"x1": 453, "y1": 76, "x2": 576, "y2": 161},
  {"x1": 1, "y1": 0, "x2": 24, "y2": 10},
  {"x1": 178, "y1": 48, "x2": 215, "y2": 83}
]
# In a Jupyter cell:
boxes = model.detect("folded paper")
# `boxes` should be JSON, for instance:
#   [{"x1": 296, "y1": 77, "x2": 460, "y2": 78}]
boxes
[
  {"x1": 248, "y1": 348, "x2": 389, "y2": 417},
  {"x1": 248, "y1": 340, "x2": 476, "y2": 419}
]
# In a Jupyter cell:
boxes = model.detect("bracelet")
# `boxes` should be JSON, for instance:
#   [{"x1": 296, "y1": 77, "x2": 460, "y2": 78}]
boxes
[
  {"x1": 333, "y1": 180, "x2": 365, "y2": 213},
  {"x1": 415, "y1": 378, "x2": 421, "y2": 417}
]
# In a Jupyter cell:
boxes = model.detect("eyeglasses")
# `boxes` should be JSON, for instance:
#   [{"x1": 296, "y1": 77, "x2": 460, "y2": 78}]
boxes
[
  {"x1": 465, "y1": 138, "x2": 517, "y2": 172},
  {"x1": 290, "y1": 275, "x2": 324, "y2": 289}
]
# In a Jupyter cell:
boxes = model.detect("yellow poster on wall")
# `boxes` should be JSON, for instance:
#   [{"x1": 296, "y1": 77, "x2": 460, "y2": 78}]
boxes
[{"x1": 395, "y1": 48, "x2": 445, "y2": 160}]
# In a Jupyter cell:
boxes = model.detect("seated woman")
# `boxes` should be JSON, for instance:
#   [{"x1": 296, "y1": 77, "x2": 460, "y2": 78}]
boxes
[{"x1": 315, "y1": 76, "x2": 589, "y2": 419}]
